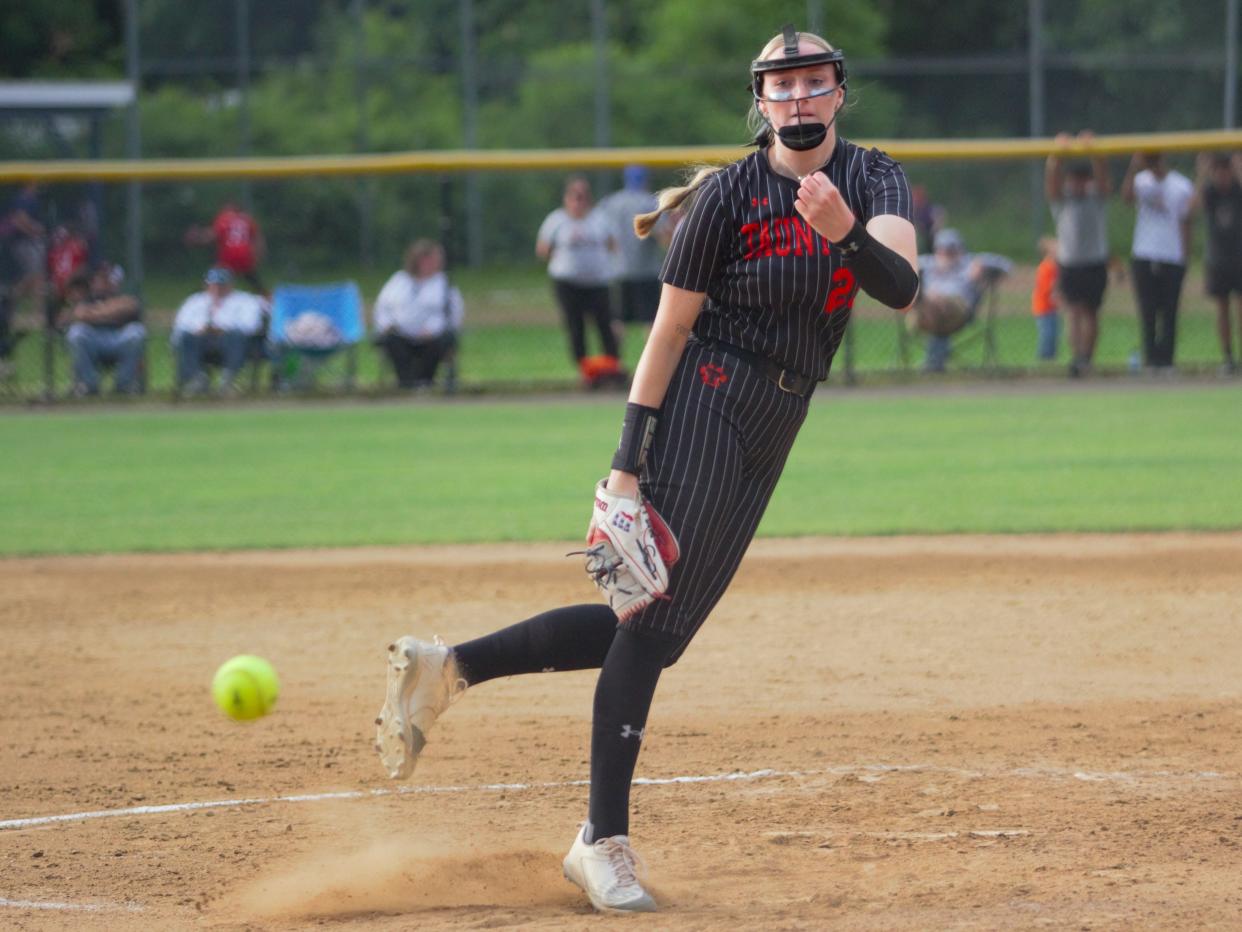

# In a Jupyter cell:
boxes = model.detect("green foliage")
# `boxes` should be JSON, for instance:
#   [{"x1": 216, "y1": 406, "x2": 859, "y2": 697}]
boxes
[
  {"x1": 1044, "y1": 0, "x2": 1224, "y2": 52},
  {"x1": 879, "y1": 0, "x2": 1027, "y2": 53},
  {"x1": 0, "y1": 0, "x2": 120, "y2": 78},
  {"x1": 6, "y1": 1, "x2": 1240, "y2": 269}
]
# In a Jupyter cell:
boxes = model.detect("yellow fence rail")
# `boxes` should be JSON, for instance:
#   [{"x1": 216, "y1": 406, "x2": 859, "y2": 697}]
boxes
[{"x1": 4, "y1": 129, "x2": 1242, "y2": 183}]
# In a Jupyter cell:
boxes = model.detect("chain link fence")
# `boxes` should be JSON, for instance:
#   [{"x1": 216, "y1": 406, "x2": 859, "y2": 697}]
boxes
[{"x1": 3, "y1": 0, "x2": 1241, "y2": 400}]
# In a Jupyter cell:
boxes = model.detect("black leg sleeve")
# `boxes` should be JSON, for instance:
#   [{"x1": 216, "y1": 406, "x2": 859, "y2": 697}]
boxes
[
  {"x1": 451, "y1": 604, "x2": 618, "y2": 686},
  {"x1": 586, "y1": 627, "x2": 678, "y2": 840}
]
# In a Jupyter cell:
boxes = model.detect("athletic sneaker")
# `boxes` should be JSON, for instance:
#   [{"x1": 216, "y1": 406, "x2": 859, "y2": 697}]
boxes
[
  {"x1": 562, "y1": 824, "x2": 658, "y2": 913},
  {"x1": 374, "y1": 635, "x2": 466, "y2": 780}
]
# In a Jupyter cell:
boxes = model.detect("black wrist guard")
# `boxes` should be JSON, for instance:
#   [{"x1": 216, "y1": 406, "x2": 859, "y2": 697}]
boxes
[
  {"x1": 834, "y1": 220, "x2": 920, "y2": 309},
  {"x1": 611, "y1": 403, "x2": 660, "y2": 475}
]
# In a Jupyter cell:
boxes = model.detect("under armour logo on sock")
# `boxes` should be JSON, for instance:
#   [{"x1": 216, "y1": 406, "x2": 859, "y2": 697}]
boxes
[{"x1": 620, "y1": 724, "x2": 645, "y2": 740}]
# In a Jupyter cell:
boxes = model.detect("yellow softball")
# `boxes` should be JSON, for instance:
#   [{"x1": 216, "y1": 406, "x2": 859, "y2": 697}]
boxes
[{"x1": 212, "y1": 655, "x2": 280, "y2": 721}]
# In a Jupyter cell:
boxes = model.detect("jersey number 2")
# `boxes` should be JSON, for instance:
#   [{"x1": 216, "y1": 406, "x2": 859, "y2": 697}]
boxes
[{"x1": 824, "y1": 268, "x2": 858, "y2": 316}]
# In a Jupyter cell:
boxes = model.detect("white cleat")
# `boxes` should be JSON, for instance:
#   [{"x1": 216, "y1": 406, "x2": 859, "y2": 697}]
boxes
[
  {"x1": 562, "y1": 824, "x2": 658, "y2": 913},
  {"x1": 374, "y1": 635, "x2": 465, "y2": 780}
]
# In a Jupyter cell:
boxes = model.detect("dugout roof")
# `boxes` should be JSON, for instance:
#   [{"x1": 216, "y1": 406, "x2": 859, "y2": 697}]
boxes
[{"x1": 0, "y1": 81, "x2": 134, "y2": 116}]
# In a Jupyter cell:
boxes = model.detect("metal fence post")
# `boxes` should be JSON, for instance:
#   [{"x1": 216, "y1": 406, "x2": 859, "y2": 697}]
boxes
[
  {"x1": 124, "y1": 0, "x2": 143, "y2": 295},
  {"x1": 41, "y1": 293, "x2": 54, "y2": 401},
  {"x1": 1226, "y1": 0, "x2": 1238, "y2": 128},
  {"x1": 353, "y1": 0, "x2": 375, "y2": 270},
  {"x1": 843, "y1": 315, "x2": 857, "y2": 385},
  {"x1": 459, "y1": 0, "x2": 483, "y2": 267},
  {"x1": 236, "y1": 0, "x2": 253, "y2": 211},
  {"x1": 1027, "y1": 0, "x2": 1046, "y2": 244}
]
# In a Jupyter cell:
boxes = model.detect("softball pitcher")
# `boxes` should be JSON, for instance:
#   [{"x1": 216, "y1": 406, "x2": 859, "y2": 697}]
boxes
[{"x1": 375, "y1": 25, "x2": 919, "y2": 914}]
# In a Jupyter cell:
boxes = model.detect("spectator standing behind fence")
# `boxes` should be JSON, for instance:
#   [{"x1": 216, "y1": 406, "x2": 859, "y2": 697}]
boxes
[
  {"x1": 910, "y1": 228, "x2": 1012, "y2": 372},
  {"x1": 373, "y1": 239, "x2": 464, "y2": 390},
  {"x1": 1032, "y1": 236, "x2": 1060, "y2": 361},
  {"x1": 57, "y1": 261, "x2": 146, "y2": 397},
  {"x1": 597, "y1": 165, "x2": 666, "y2": 349},
  {"x1": 171, "y1": 267, "x2": 266, "y2": 395},
  {"x1": 185, "y1": 201, "x2": 266, "y2": 294},
  {"x1": 1121, "y1": 152, "x2": 1194, "y2": 372},
  {"x1": 0, "y1": 182, "x2": 47, "y2": 374},
  {"x1": 536, "y1": 176, "x2": 624, "y2": 388},
  {"x1": 48, "y1": 224, "x2": 92, "y2": 311},
  {"x1": 1195, "y1": 152, "x2": 1242, "y2": 375},
  {"x1": 0, "y1": 182, "x2": 46, "y2": 306},
  {"x1": 910, "y1": 183, "x2": 946, "y2": 255},
  {"x1": 1046, "y1": 131, "x2": 1112, "y2": 378}
]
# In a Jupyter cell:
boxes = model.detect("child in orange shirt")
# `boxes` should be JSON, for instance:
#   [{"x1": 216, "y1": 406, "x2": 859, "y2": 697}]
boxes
[{"x1": 1032, "y1": 236, "x2": 1060, "y2": 360}]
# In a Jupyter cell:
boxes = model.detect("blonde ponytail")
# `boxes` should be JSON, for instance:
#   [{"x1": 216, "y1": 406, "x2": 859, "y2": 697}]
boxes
[{"x1": 634, "y1": 164, "x2": 725, "y2": 238}]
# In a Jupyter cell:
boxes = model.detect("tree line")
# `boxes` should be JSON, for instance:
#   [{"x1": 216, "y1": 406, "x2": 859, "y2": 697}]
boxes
[{"x1": 3, "y1": 0, "x2": 1235, "y2": 269}]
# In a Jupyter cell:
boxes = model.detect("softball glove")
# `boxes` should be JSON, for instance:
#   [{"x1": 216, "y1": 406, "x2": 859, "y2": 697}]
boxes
[{"x1": 582, "y1": 479, "x2": 680, "y2": 621}]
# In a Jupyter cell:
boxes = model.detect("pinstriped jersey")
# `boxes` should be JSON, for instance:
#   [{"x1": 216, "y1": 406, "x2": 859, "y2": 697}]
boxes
[{"x1": 660, "y1": 137, "x2": 912, "y2": 381}]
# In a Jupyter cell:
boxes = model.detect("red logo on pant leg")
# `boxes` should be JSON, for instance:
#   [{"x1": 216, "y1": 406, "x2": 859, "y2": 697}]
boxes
[{"x1": 699, "y1": 363, "x2": 728, "y2": 388}]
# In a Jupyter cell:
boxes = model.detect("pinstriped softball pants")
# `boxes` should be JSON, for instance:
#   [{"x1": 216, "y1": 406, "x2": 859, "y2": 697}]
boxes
[{"x1": 624, "y1": 340, "x2": 811, "y2": 661}]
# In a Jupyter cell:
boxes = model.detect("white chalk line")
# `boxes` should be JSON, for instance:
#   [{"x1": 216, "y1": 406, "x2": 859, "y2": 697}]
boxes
[
  {"x1": 0, "y1": 896, "x2": 143, "y2": 912},
  {"x1": 0, "y1": 762, "x2": 1231, "y2": 833}
]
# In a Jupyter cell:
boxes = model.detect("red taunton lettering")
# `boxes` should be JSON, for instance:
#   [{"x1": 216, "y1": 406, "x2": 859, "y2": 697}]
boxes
[
  {"x1": 740, "y1": 222, "x2": 761, "y2": 260},
  {"x1": 772, "y1": 218, "x2": 793, "y2": 257}
]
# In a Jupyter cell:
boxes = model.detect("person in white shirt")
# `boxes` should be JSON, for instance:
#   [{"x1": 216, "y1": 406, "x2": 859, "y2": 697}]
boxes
[
  {"x1": 373, "y1": 239, "x2": 464, "y2": 390},
  {"x1": 171, "y1": 267, "x2": 267, "y2": 394},
  {"x1": 536, "y1": 176, "x2": 622, "y2": 387},
  {"x1": 1121, "y1": 152, "x2": 1195, "y2": 370}
]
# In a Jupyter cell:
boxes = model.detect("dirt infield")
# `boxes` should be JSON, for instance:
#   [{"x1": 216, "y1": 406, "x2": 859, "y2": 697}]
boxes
[{"x1": 1, "y1": 534, "x2": 1240, "y2": 930}]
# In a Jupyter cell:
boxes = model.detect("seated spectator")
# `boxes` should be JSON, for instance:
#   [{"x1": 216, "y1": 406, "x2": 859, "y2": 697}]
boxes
[
  {"x1": 373, "y1": 239, "x2": 463, "y2": 390},
  {"x1": 909, "y1": 228, "x2": 1012, "y2": 372},
  {"x1": 171, "y1": 267, "x2": 266, "y2": 395},
  {"x1": 56, "y1": 261, "x2": 147, "y2": 397}
]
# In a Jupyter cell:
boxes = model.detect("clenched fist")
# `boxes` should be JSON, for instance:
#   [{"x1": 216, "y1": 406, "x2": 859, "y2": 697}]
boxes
[{"x1": 793, "y1": 171, "x2": 858, "y2": 243}]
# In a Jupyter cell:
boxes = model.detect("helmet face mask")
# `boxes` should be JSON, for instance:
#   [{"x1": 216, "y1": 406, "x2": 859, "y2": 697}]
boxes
[{"x1": 750, "y1": 24, "x2": 848, "y2": 152}]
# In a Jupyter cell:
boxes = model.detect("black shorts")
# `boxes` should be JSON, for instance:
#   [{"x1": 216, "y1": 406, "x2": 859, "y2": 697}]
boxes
[
  {"x1": 613, "y1": 278, "x2": 661, "y2": 324},
  {"x1": 1206, "y1": 261, "x2": 1242, "y2": 298},
  {"x1": 1057, "y1": 262, "x2": 1108, "y2": 311}
]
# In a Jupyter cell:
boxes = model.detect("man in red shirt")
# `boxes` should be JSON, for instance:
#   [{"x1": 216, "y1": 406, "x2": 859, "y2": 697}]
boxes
[
  {"x1": 48, "y1": 224, "x2": 91, "y2": 308},
  {"x1": 186, "y1": 201, "x2": 266, "y2": 294}
]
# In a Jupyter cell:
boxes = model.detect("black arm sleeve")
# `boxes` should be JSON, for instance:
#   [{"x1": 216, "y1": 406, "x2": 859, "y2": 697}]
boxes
[{"x1": 835, "y1": 221, "x2": 920, "y2": 309}]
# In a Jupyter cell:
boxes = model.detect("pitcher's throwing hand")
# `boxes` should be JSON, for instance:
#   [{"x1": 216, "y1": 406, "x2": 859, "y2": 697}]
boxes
[{"x1": 794, "y1": 171, "x2": 857, "y2": 242}]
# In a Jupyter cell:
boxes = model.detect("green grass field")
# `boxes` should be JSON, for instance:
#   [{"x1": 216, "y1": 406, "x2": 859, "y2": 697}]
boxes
[{"x1": 2, "y1": 384, "x2": 1238, "y2": 556}]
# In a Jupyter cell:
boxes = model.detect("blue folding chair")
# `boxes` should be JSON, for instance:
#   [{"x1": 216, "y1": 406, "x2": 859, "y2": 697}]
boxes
[{"x1": 269, "y1": 281, "x2": 364, "y2": 391}]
